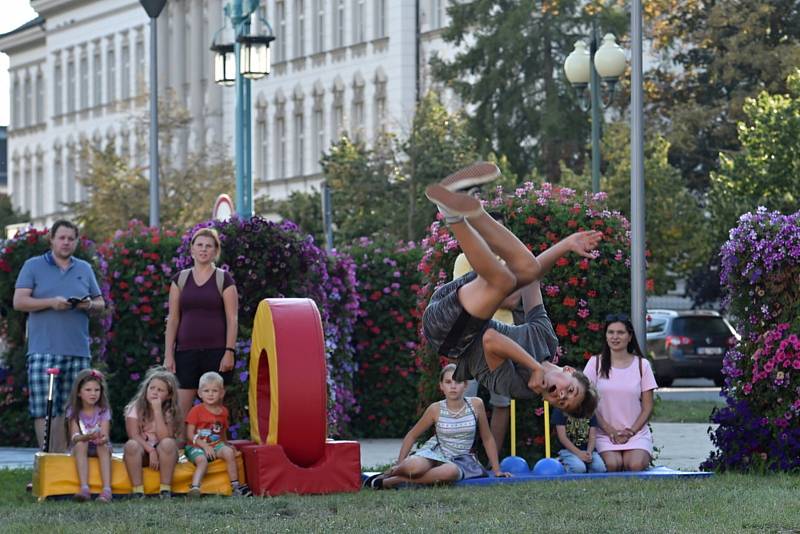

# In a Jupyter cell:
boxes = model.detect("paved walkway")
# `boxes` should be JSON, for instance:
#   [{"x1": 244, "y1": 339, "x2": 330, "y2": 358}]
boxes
[{"x1": 0, "y1": 422, "x2": 716, "y2": 472}]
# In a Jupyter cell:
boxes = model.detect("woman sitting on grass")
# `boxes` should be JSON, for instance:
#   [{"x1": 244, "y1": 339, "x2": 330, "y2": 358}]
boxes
[{"x1": 364, "y1": 364, "x2": 508, "y2": 489}]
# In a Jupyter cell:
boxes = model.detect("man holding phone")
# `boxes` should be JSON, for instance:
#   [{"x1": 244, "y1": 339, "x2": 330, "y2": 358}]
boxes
[{"x1": 13, "y1": 220, "x2": 105, "y2": 452}]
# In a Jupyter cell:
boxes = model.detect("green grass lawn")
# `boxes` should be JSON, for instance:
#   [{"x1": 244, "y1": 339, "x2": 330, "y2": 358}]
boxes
[
  {"x1": 2, "y1": 468, "x2": 799, "y2": 533},
  {"x1": 651, "y1": 400, "x2": 725, "y2": 424}
]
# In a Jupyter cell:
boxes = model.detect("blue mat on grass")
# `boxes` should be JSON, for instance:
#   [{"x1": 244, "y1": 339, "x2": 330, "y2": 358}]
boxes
[{"x1": 361, "y1": 466, "x2": 711, "y2": 488}]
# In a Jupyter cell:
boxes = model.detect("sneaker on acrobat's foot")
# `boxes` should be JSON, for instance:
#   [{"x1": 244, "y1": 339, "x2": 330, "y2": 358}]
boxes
[
  {"x1": 439, "y1": 161, "x2": 501, "y2": 192},
  {"x1": 425, "y1": 184, "x2": 484, "y2": 222},
  {"x1": 232, "y1": 484, "x2": 252, "y2": 497}
]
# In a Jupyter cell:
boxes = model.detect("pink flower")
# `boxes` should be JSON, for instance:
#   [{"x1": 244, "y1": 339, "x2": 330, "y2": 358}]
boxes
[{"x1": 743, "y1": 383, "x2": 752, "y2": 394}]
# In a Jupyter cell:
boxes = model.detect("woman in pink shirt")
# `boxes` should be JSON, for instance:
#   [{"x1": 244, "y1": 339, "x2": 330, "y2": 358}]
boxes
[{"x1": 584, "y1": 314, "x2": 657, "y2": 471}]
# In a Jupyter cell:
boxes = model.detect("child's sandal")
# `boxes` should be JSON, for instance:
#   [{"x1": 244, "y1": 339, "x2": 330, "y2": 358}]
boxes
[
  {"x1": 97, "y1": 488, "x2": 113, "y2": 503},
  {"x1": 73, "y1": 486, "x2": 91, "y2": 502}
]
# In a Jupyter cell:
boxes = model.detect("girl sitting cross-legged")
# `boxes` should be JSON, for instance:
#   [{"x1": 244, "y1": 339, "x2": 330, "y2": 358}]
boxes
[{"x1": 364, "y1": 364, "x2": 509, "y2": 489}]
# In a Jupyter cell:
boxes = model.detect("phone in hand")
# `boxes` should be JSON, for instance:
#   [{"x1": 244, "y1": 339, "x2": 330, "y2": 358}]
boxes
[{"x1": 67, "y1": 296, "x2": 90, "y2": 309}]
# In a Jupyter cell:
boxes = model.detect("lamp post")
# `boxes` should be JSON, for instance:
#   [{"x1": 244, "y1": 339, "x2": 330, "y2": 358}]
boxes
[
  {"x1": 564, "y1": 25, "x2": 626, "y2": 193},
  {"x1": 630, "y1": 0, "x2": 647, "y2": 345},
  {"x1": 139, "y1": 0, "x2": 168, "y2": 227},
  {"x1": 211, "y1": 0, "x2": 274, "y2": 218}
]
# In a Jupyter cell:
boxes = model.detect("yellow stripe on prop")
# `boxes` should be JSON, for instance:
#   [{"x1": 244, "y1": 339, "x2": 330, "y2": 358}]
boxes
[
  {"x1": 249, "y1": 300, "x2": 281, "y2": 445},
  {"x1": 510, "y1": 399, "x2": 516, "y2": 457},
  {"x1": 544, "y1": 401, "x2": 551, "y2": 458}
]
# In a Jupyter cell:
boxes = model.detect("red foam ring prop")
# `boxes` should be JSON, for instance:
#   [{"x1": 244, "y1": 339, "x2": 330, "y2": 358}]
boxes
[
  {"x1": 46, "y1": 368, "x2": 60, "y2": 375},
  {"x1": 241, "y1": 442, "x2": 361, "y2": 496},
  {"x1": 264, "y1": 299, "x2": 327, "y2": 467}
]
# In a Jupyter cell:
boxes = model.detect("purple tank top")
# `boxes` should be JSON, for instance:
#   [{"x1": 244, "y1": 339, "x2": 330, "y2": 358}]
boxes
[{"x1": 173, "y1": 270, "x2": 235, "y2": 351}]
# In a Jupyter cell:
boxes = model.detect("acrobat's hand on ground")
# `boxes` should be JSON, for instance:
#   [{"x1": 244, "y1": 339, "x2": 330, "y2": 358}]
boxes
[
  {"x1": 493, "y1": 470, "x2": 512, "y2": 478},
  {"x1": 567, "y1": 230, "x2": 603, "y2": 258}
]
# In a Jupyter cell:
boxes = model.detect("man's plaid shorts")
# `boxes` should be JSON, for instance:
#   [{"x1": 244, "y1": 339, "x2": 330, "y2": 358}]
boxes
[{"x1": 26, "y1": 353, "x2": 90, "y2": 418}]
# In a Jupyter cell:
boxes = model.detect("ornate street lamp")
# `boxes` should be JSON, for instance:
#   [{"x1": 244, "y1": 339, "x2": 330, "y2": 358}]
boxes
[
  {"x1": 210, "y1": 1, "x2": 275, "y2": 217},
  {"x1": 564, "y1": 30, "x2": 627, "y2": 193}
]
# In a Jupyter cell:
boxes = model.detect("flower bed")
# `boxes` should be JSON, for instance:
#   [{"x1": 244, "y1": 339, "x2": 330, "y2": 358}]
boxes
[
  {"x1": 345, "y1": 238, "x2": 424, "y2": 437},
  {"x1": 98, "y1": 221, "x2": 182, "y2": 442},
  {"x1": 415, "y1": 183, "x2": 632, "y2": 460},
  {"x1": 704, "y1": 209, "x2": 800, "y2": 471}
]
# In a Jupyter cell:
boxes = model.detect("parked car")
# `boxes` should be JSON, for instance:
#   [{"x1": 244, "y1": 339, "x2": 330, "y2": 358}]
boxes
[{"x1": 645, "y1": 309, "x2": 740, "y2": 387}]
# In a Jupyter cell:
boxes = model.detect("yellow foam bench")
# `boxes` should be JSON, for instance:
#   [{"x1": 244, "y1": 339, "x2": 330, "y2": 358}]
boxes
[{"x1": 32, "y1": 451, "x2": 246, "y2": 501}]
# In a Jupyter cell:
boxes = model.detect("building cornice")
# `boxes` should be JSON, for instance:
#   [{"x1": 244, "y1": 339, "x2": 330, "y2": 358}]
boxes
[
  {"x1": 0, "y1": 22, "x2": 46, "y2": 55},
  {"x1": 30, "y1": 0, "x2": 95, "y2": 17}
]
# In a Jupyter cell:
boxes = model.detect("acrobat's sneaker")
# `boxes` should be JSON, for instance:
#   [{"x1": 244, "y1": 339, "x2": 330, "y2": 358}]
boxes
[
  {"x1": 439, "y1": 161, "x2": 501, "y2": 192},
  {"x1": 425, "y1": 184, "x2": 483, "y2": 219}
]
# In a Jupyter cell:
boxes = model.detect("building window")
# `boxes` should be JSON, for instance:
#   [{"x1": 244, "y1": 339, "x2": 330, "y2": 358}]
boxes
[
  {"x1": 35, "y1": 160, "x2": 44, "y2": 217},
  {"x1": 93, "y1": 46, "x2": 102, "y2": 107},
  {"x1": 136, "y1": 35, "x2": 145, "y2": 95},
  {"x1": 313, "y1": 0, "x2": 325, "y2": 53},
  {"x1": 353, "y1": 0, "x2": 365, "y2": 43},
  {"x1": 67, "y1": 56, "x2": 76, "y2": 113},
  {"x1": 23, "y1": 161, "x2": 32, "y2": 214},
  {"x1": 333, "y1": 0, "x2": 345, "y2": 48},
  {"x1": 65, "y1": 146, "x2": 76, "y2": 203},
  {"x1": 312, "y1": 96, "x2": 325, "y2": 172},
  {"x1": 80, "y1": 52, "x2": 89, "y2": 110},
  {"x1": 275, "y1": 108, "x2": 286, "y2": 179},
  {"x1": 352, "y1": 82, "x2": 364, "y2": 142},
  {"x1": 374, "y1": 75, "x2": 387, "y2": 135},
  {"x1": 431, "y1": 0, "x2": 443, "y2": 29},
  {"x1": 256, "y1": 112, "x2": 269, "y2": 181},
  {"x1": 53, "y1": 148, "x2": 63, "y2": 210},
  {"x1": 275, "y1": 1, "x2": 286, "y2": 62},
  {"x1": 12, "y1": 78, "x2": 20, "y2": 127},
  {"x1": 294, "y1": 107, "x2": 305, "y2": 177},
  {"x1": 121, "y1": 39, "x2": 131, "y2": 100},
  {"x1": 54, "y1": 62, "x2": 63, "y2": 116},
  {"x1": 294, "y1": 0, "x2": 305, "y2": 58},
  {"x1": 24, "y1": 75, "x2": 32, "y2": 126},
  {"x1": 332, "y1": 85, "x2": 344, "y2": 139},
  {"x1": 106, "y1": 45, "x2": 116, "y2": 103},
  {"x1": 374, "y1": 0, "x2": 386, "y2": 38},
  {"x1": 36, "y1": 71, "x2": 44, "y2": 124}
]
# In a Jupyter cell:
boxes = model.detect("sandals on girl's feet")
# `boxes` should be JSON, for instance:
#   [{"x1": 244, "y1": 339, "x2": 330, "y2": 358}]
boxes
[
  {"x1": 97, "y1": 488, "x2": 113, "y2": 503},
  {"x1": 187, "y1": 485, "x2": 202, "y2": 498},
  {"x1": 73, "y1": 486, "x2": 91, "y2": 502}
]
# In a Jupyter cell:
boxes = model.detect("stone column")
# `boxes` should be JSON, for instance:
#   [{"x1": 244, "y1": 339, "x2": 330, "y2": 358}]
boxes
[{"x1": 190, "y1": 0, "x2": 205, "y2": 150}]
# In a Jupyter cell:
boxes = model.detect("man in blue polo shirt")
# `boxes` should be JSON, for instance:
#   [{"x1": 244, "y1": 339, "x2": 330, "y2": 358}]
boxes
[{"x1": 13, "y1": 220, "x2": 105, "y2": 452}]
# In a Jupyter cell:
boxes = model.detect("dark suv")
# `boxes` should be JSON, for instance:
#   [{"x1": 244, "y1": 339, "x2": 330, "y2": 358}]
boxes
[{"x1": 645, "y1": 310, "x2": 739, "y2": 387}]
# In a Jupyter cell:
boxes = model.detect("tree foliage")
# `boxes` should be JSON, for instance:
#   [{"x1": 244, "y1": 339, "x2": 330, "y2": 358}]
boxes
[
  {"x1": 560, "y1": 123, "x2": 710, "y2": 292},
  {"x1": 431, "y1": 0, "x2": 627, "y2": 181},
  {"x1": 646, "y1": 0, "x2": 800, "y2": 190},
  {"x1": 67, "y1": 95, "x2": 234, "y2": 240}
]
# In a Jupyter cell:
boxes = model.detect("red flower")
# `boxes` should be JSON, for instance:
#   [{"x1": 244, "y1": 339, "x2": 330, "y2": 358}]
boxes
[
  {"x1": 578, "y1": 259, "x2": 590, "y2": 270},
  {"x1": 525, "y1": 216, "x2": 539, "y2": 225},
  {"x1": 587, "y1": 322, "x2": 601, "y2": 332},
  {"x1": 571, "y1": 335, "x2": 580, "y2": 343},
  {"x1": 533, "y1": 435, "x2": 545, "y2": 445},
  {"x1": 587, "y1": 289, "x2": 597, "y2": 298},
  {"x1": 563, "y1": 296, "x2": 577, "y2": 308},
  {"x1": 556, "y1": 324, "x2": 569, "y2": 337},
  {"x1": 568, "y1": 276, "x2": 579, "y2": 286},
  {"x1": 646, "y1": 279, "x2": 655, "y2": 291},
  {"x1": 567, "y1": 219, "x2": 578, "y2": 228},
  {"x1": 568, "y1": 320, "x2": 577, "y2": 328},
  {"x1": 556, "y1": 257, "x2": 569, "y2": 267}
]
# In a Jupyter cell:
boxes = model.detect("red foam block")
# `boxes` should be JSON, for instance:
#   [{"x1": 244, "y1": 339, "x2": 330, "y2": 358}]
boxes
[{"x1": 241, "y1": 441, "x2": 361, "y2": 496}]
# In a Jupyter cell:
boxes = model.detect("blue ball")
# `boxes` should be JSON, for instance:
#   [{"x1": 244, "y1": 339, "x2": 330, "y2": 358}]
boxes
[
  {"x1": 499, "y1": 455, "x2": 530, "y2": 474},
  {"x1": 532, "y1": 457, "x2": 566, "y2": 476}
]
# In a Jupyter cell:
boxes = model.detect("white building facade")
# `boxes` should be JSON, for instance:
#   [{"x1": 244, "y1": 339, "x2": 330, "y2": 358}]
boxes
[{"x1": 1, "y1": 0, "x2": 455, "y2": 226}]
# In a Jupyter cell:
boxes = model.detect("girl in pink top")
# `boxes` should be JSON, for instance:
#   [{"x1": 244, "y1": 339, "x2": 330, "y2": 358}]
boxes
[
  {"x1": 66, "y1": 369, "x2": 112, "y2": 502},
  {"x1": 123, "y1": 367, "x2": 182, "y2": 498},
  {"x1": 584, "y1": 314, "x2": 657, "y2": 471}
]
